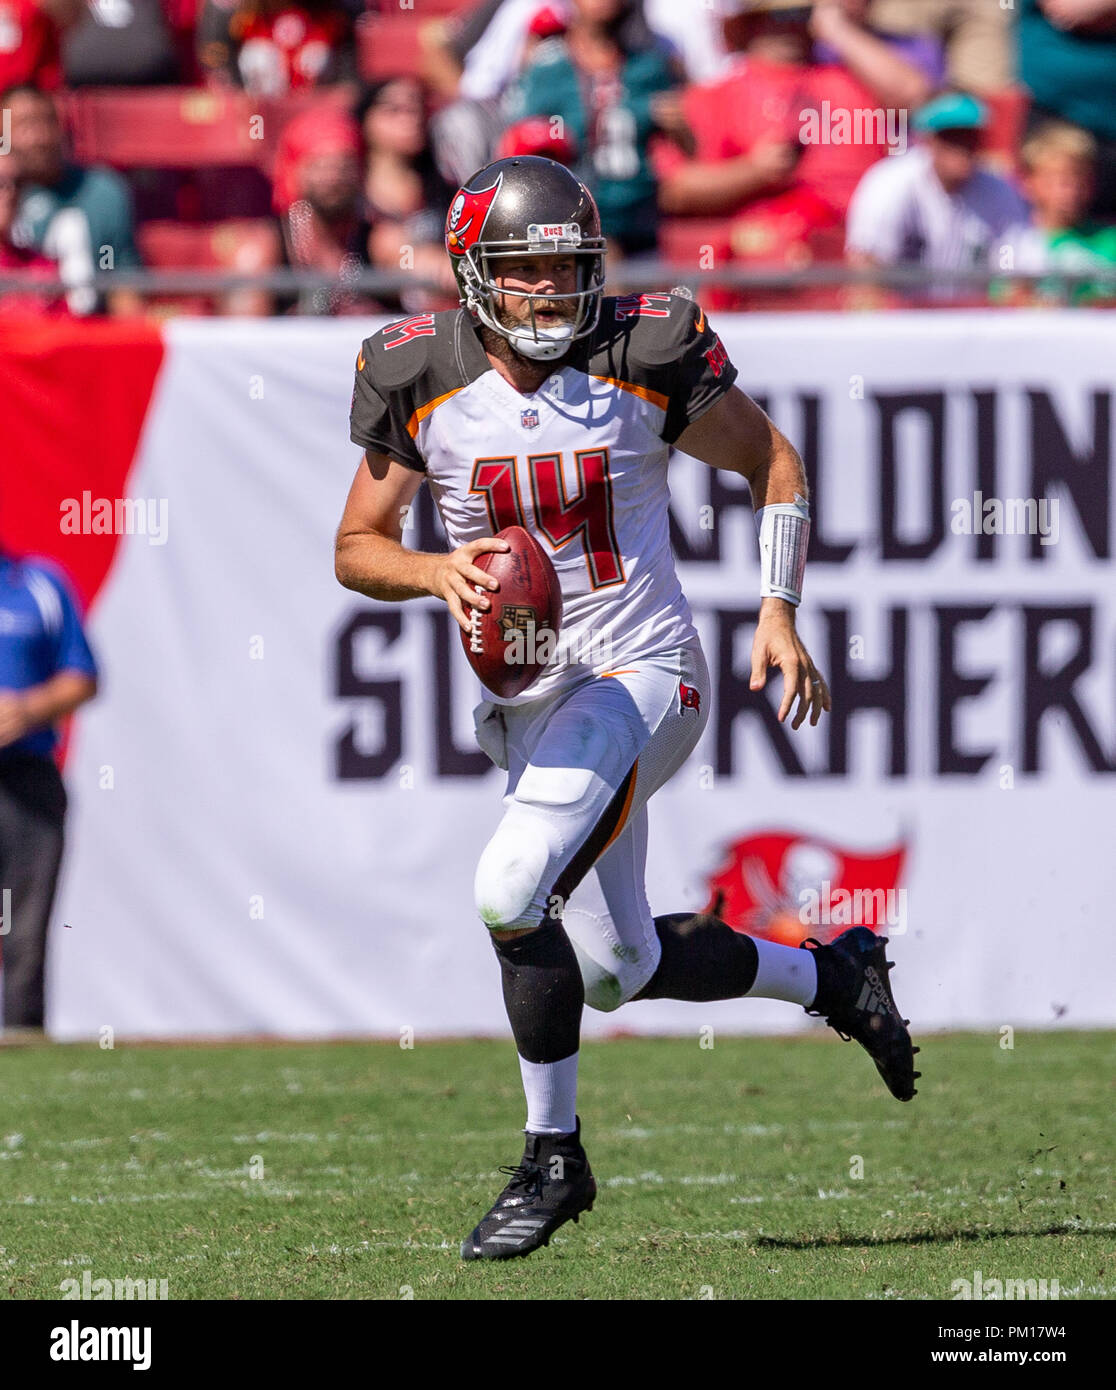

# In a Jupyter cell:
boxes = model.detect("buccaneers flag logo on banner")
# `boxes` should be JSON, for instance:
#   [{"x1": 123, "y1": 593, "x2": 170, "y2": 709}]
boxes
[
  {"x1": 445, "y1": 175, "x2": 503, "y2": 257},
  {"x1": 705, "y1": 831, "x2": 907, "y2": 947}
]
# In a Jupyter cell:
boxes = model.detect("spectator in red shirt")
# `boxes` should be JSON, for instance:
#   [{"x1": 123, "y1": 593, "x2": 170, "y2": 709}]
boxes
[
  {"x1": 197, "y1": 0, "x2": 357, "y2": 95},
  {"x1": 0, "y1": 0, "x2": 83, "y2": 91},
  {"x1": 657, "y1": 0, "x2": 935, "y2": 240}
]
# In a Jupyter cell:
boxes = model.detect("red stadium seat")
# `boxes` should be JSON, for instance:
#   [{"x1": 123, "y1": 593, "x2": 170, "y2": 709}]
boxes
[
  {"x1": 136, "y1": 218, "x2": 282, "y2": 316},
  {"x1": 357, "y1": 14, "x2": 426, "y2": 80},
  {"x1": 64, "y1": 89, "x2": 264, "y2": 168},
  {"x1": 657, "y1": 216, "x2": 735, "y2": 270},
  {"x1": 61, "y1": 88, "x2": 352, "y2": 171},
  {"x1": 137, "y1": 219, "x2": 280, "y2": 270},
  {"x1": 657, "y1": 217, "x2": 737, "y2": 310}
]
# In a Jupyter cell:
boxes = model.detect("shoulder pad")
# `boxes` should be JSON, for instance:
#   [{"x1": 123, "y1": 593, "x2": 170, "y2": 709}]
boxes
[
  {"x1": 358, "y1": 309, "x2": 457, "y2": 392},
  {"x1": 598, "y1": 291, "x2": 703, "y2": 367}
]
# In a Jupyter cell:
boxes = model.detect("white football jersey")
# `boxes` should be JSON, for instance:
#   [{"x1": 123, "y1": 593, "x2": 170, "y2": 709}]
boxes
[{"x1": 350, "y1": 292, "x2": 737, "y2": 705}]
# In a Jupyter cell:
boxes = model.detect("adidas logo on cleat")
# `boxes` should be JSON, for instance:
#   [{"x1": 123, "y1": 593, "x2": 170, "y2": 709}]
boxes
[
  {"x1": 856, "y1": 966, "x2": 892, "y2": 1016},
  {"x1": 484, "y1": 1217, "x2": 549, "y2": 1246}
]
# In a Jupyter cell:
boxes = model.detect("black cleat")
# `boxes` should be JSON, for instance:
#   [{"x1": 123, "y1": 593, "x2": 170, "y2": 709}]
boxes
[
  {"x1": 460, "y1": 1119, "x2": 596, "y2": 1261},
  {"x1": 802, "y1": 926, "x2": 921, "y2": 1102}
]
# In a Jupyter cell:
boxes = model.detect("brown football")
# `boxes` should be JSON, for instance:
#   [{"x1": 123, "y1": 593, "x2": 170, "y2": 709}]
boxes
[{"x1": 461, "y1": 526, "x2": 562, "y2": 698}]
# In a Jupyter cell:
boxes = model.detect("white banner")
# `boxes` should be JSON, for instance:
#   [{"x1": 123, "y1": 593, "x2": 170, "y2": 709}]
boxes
[{"x1": 47, "y1": 311, "x2": 1116, "y2": 1039}]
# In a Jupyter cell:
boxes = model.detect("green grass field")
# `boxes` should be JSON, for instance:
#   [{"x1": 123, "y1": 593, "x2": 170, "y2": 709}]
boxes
[{"x1": 0, "y1": 1031, "x2": 1111, "y2": 1300}]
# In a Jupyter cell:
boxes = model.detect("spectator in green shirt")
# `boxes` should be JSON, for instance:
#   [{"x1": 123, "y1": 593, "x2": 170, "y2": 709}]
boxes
[
  {"x1": 508, "y1": 0, "x2": 679, "y2": 258},
  {"x1": 1001, "y1": 121, "x2": 1116, "y2": 303},
  {"x1": 4, "y1": 83, "x2": 143, "y2": 316}
]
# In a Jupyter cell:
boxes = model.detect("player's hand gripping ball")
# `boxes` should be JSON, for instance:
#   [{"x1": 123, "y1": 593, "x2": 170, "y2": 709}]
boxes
[{"x1": 461, "y1": 526, "x2": 562, "y2": 698}]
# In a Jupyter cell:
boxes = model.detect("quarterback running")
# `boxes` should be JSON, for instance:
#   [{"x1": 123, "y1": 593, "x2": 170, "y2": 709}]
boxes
[{"x1": 334, "y1": 156, "x2": 919, "y2": 1262}]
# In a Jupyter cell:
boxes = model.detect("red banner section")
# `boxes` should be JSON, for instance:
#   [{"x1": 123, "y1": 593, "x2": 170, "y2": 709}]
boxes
[{"x1": 0, "y1": 317, "x2": 166, "y2": 610}]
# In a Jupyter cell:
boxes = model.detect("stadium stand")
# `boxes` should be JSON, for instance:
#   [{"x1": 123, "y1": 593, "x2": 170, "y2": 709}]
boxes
[{"x1": 1, "y1": 0, "x2": 1112, "y2": 315}]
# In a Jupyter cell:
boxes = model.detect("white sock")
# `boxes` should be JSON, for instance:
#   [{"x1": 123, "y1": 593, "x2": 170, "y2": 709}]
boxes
[
  {"x1": 519, "y1": 1052, "x2": 579, "y2": 1134},
  {"x1": 745, "y1": 937, "x2": 818, "y2": 1006}
]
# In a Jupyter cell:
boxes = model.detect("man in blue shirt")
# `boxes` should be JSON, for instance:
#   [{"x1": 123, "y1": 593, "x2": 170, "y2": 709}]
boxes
[{"x1": 0, "y1": 548, "x2": 98, "y2": 1038}]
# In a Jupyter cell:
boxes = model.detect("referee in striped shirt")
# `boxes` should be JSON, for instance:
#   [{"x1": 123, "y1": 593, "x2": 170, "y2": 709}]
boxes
[{"x1": 0, "y1": 547, "x2": 97, "y2": 1040}]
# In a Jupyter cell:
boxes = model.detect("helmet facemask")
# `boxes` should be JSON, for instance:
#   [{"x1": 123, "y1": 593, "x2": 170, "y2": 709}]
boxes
[{"x1": 458, "y1": 230, "x2": 606, "y2": 362}]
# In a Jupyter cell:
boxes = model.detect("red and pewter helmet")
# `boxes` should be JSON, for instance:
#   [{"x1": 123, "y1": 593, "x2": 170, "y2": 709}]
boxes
[{"x1": 444, "y1": 155, "x2": 607, "y2": 362}]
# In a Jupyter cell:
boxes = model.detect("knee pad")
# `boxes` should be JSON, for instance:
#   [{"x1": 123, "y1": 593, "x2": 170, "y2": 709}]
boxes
[
  {"x1": 570, "y1": 939, "x2": 624, "y2": 1013},
  {"x1": 563, "y1": 905, "x2": 661, "y2": 1012},
  {"x1": 474, "y1": 811, "x2": 556, "y2": 931}
]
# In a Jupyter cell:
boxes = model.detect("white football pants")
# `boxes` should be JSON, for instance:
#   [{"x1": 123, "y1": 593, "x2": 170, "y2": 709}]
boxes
[{"x1": 473, "y1": 638, "x2": 710, "y2": 1010}]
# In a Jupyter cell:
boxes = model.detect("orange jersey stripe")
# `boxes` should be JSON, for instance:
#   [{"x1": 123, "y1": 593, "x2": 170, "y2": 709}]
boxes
[
  {"x1": 601, "y1": 759, "x2": 639, "y2": 855},
  {"x1": 589, "y1": 375, "x2": 669, "y2": 413},
  {"x1": 406, "y1": 387, "x2": 464, "y2": 438}
]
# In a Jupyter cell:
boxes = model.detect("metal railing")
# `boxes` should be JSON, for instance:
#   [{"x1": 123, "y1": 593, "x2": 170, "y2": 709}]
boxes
[{"x1": 1, "y1": 263, "x2": 1114, "y2": 301}]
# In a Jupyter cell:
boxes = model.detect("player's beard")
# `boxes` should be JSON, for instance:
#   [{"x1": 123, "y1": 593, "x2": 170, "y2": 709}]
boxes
[
  {"x1": 484, "y1": 294, "x2": 578, "y2": 374},
  {"x1": 494, "y1": 295, "x2": 578, "y2": 335}
]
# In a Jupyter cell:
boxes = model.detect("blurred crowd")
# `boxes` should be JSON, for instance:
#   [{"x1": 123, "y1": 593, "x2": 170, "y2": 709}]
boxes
[{"x1": 1, "y1": 0, "x2": 1116, "y2": 316}]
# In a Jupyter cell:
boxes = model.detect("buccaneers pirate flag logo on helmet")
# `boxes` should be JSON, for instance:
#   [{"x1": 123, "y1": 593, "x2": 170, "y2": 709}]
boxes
[{"x1": 445, "y1": 175, "x2": 503, "y2": 257}]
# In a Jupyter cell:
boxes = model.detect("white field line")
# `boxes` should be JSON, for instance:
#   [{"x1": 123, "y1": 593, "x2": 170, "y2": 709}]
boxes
[
  {"x1": 13, "y1": 1113, "x2": 1112, "y2": 1152},
  {"x1": 4, "y1": 1169, "x2": 1113, "y2": 1228},
  {"x1": 7, "y1": 1117, "x2": 934, "y2": 1151}
]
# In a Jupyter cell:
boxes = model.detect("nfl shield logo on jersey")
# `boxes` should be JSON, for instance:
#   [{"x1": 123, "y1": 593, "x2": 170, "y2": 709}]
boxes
[{"x1": 521, "y1": 408, "x2": 540, "y2": 430}]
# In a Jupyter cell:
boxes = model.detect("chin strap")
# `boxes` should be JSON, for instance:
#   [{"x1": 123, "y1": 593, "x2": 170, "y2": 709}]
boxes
[{"x1": 509, "y1": 325, "x2": 576, "y2": 361}]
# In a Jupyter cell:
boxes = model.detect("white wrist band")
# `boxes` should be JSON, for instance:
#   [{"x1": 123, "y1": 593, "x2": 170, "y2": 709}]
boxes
[{"x1": 755, "y1": 494, "x2": 811, "y2": 606}]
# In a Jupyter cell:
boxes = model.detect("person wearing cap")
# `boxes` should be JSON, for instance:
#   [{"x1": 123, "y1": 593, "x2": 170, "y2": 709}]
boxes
[
  {"x1": 272, "y1": 105, "x2": 381, "y2": 316},
  {"x1": 845, "y1": 90, "x2": 1029, "y2": 293},
  {"x1": 0, "y1": 548, "x2": 97, "y2": 1041}
]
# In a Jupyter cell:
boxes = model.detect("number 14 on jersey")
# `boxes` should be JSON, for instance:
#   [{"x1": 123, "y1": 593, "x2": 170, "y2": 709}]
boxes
[{"x1": 470, "y1": 448, "x2": 625, "y2": 591}]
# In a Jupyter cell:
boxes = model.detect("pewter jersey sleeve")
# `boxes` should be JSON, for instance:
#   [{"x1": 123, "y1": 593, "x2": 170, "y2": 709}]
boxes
[{"x1": 349, "y1": 323, "x2": 432, "y2": 472}]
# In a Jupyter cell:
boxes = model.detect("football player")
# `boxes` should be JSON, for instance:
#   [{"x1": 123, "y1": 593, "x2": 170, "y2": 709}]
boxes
[{"x1": 335, "y1": 156, "x2": 919, "y2": 1262}]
